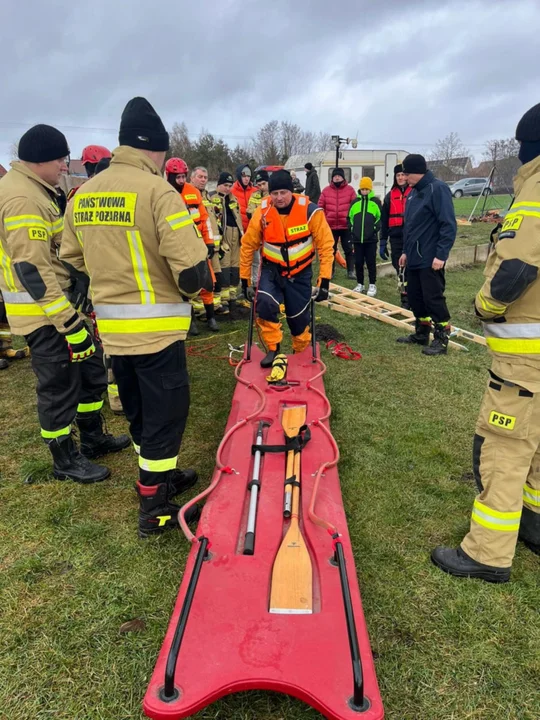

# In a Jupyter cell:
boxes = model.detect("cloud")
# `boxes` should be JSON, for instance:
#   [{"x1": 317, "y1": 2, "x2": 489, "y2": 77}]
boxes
[{"x1": 1, "y1": 0, "x2": 539, "y2": 168}]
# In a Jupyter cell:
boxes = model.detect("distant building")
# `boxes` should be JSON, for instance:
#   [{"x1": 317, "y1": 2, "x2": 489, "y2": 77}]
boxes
[
  {"x1": 427, "y1": 156, "x2": 473, "y2": 182},
  {"x1": 0, "y1": 164, "x2": 7, "y2": 178},
  {"x1": 58, "y1": 158, "x2": 88, "y2": 195}
]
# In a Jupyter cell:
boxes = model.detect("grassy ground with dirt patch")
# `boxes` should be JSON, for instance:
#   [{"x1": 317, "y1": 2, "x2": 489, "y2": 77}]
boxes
[{"x1": 0, "y1": 264, "x2": 538, "y2": 720}]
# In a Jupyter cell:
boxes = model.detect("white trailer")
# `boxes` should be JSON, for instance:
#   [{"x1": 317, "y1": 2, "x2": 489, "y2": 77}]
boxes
[{"x1": 284, "y1": 149, "x2": 409, "y2": 199}]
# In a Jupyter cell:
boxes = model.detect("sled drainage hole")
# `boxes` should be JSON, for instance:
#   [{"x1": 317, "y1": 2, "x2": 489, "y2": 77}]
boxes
[
  {"x1": 159, "y1": 687, "x2": 180, "y2": 703},
  {"x1": 348, "y1": 696, "x2": 371, "y2": 713}
]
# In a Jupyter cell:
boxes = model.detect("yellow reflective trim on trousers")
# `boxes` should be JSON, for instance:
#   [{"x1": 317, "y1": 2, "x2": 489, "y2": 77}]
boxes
[
  {"x1": 126, "y1": 230, "x2": 155, "y2": 304},
  {"x1": 5, "y1": 302, "x2": 44, "y2": 316},
  {"x1": 43, "y1": 296, "x2": 71, "y2": 316},
  {"x1": 486, "y1": 337, "x2": 540, "y2": 354},
  {"x1": 0, "y1": 239, "x2": 17, "y2": 291},
  {"x1": 98, "y1": 316, "x2": 191, "y2": 334},
  {"x1": 77, "y1": 400, "x2": 104, "y2": 413},
  {"x1": 471, "y1": 499, "x2": 521, "y2": 532},
  {"x1": 107, "y1": 383, "x2": 119, "y2": 397},
  {"x1": 523, "y1": 485, "x2": 540, "y2": 507},
  {"x1": 138, "y1": 455, "x2": 177, "y2": 472},
  {"x1": 41, "y1": 425, "x2": 71, "y2": 439},
  {"x1": 477, "y1": 291, "x2": 506, "y2": 315},
  {"x1": 133, "y1": 442, "x2": 140, "y2": 455}
]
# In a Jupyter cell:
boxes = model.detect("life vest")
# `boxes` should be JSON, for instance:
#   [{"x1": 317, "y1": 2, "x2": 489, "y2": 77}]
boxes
[
  {"x1": 261, "y1": 194, "x2": 316, "y2": 276},
  {"x1": 389, "y1": 186, "x2": 411, "y2": 228}
]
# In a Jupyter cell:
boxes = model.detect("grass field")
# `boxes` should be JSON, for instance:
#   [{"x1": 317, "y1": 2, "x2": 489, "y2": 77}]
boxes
[
  {"x1": 1, "y1": 264, "x2": 539, "y2": 720},
  {"x1": 453, "y1": 194, "x2": 512, "y2": 219}
]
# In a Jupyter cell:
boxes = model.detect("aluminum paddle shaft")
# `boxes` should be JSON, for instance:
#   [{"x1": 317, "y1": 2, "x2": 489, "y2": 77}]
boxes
[{"x1": 243, "y1": 420, "x2": 269, "y2": 555}]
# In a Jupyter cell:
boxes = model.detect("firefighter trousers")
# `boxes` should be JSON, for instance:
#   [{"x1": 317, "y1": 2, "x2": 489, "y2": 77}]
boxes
[
  {"x1": 461, "y1": 370, "x2": 540, "y2": 567},
  {"x1": 220, "y1": 226, "x2": 241, "y2": 300},
  {"x1": 25, "y1": 324, "x2": 107, "y2": 439},
  {"x1": 111, "y1": 340, "x2": 190, "y2": 486},
  {"x1": 256, "y1": 263, "x2": 312, "y2": 353}
]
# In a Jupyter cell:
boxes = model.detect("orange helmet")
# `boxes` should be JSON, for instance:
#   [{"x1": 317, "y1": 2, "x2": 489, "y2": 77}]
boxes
[
  {"x1": 165, "y1": 157, "x2": 188, "y2": 175},
  {"x1": 81, "y1": 145, "x2": 111, "y2": 165}
]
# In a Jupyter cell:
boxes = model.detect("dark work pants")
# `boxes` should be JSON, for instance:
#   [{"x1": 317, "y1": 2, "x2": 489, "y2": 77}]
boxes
[
  {"x1": 389, "y1": 237, "x2": 404, "y2": 274},
  {"x1": 354, "y1": 243, "x2": 377, "y2": 284},
  {"x1": 25, "y1": 324, "x2": 107, "y2": 435},
  {"x1": 407, "y1": 267, "x2": 450, "y2": 324},
  {"x1": 256, "y1": 263, "x2": 313, "y2": 337},
  {"x1": 331, "y1": 229, "x2": 353, "y2": 260},
  {"x1": 111, "y1": 340, "x2": 190, "y2": 485}
]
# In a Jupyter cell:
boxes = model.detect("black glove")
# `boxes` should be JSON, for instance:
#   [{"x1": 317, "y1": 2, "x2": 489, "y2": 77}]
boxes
[
  {"x1": 207, "y1": 244, "x2": 215, "y2": 259},
  {"x1": 242, "y1": 279, "x2": 256, "y2": 302},
  {"x1": 314, "y1": 278, "x2": 330, "y2": 303}
]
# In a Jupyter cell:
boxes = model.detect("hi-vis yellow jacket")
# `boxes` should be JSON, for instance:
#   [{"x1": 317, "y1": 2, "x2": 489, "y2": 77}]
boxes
[
  {"x1": 0, "y1": 162, "x2": 80, "y2": 337},
  {"x1": 60, "y1": 146, "x2": 210, "y2": 356},
  {"x1": 475, "y1": 155, "x2": 540, "y2": 388},
  {"x1": 201, "y1": 188, "x2": 221, "y2": 249}
]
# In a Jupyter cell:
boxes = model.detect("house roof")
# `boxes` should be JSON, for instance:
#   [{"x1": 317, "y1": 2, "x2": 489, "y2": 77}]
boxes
[
  {"x1": 0, "y1": 163, "x2": 7, "y2": 177},
  {"x1": 68, "y1": 159, "x2": 86, "y2": 176},
  {"x1": 428, "y1": 156, "x2": 471, "y2": 170}
]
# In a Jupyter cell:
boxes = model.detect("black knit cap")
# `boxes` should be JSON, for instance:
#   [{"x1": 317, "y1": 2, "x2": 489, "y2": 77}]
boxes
[
  {"x1": 516, "y1": 102, "x2": 540, "y2": 143},
  {"x1": 403, "y1": 154, "x2": 427, "y2": 174},
  {"x1": 331, "y1": 167, "x2": 346, "y2": 180},
  {"x1": 218, "y1": 171, "x2": 234, "y2": 185},
  {"x1": 269, "y1": 169, "x2": 294, "y2": 192},
  {"x1": 304, "y1": 162, "x2": 313, "y2": 170},
  {"x1": 119, "y1": 97, "x2": 169, "y2": 151},
  {"x1": 394, "y1": 163, "x2": 403, "y2": 174},
  {"x1": 18, "y1": 124, "x2": 70, "y2": 163},
  {"x1": 255, "y1": 170, "x2": 269, "y2": 183}
]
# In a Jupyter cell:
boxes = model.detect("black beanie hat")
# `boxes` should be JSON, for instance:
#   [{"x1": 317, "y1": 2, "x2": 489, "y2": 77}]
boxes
[
  {"x1": 18, "y1": 124, "x2": 70, "y2": 163},
  {"x1": 394, "y1": 163, "x2": 403, "y2": 174},
  {"x1": 118, "y1": 97, "x2": 169, "y2": 152},
  {"x1": 268, "y1": 169, "x2": 294, "y2": 193},
  {"x1": 331, "y1": 167, "x2": 346, "y2": 180},
  {"x1": 516, "y1": 102, "x2": 540, "y2": 143},
  {"x1": 218, "y1": 171, "x2": 234, "y2": 185},
  {"x1": 255, "y1": 170, "x2": 269, "y2": 183},
  {"x1": 304, "y1": 162, "x2": 313, "y2": 171},
  {"x1": 403, "y1": 154, "x2": 427, "y2": 174}
]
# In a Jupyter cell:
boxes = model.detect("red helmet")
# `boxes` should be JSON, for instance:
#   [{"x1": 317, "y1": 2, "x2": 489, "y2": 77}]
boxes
[
  {"x1": 81, "y1": 145, "x2": 111, "y2": 165},
  {"x1": 165, "y1": 157, "x2": 188, "y2": 175}
]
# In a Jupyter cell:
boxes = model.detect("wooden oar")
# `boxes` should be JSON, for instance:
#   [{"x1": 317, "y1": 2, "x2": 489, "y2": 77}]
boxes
[
  {"x1": 282, "y1": 404, "x2": 306, "y2": 518},
  {"x1": 269, "y1": 406, "x2": 312, "y2": 614}
]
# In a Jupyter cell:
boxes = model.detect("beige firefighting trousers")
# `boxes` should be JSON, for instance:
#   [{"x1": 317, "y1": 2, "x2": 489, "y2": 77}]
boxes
[
  {"x1": 220, "y1": 226, "x2": 241, "y2": 300},
  {"x1": 461, "y1": 371, "x2": 540, "y2": 567}
]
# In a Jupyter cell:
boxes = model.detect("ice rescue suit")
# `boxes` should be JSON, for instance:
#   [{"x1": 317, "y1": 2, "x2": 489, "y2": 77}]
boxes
[
  {"x1": 179, "y1": 182, "x2": 215, "y2": 313},
  {"x1": 0, "y1": 161, "x2": 106, "y2": 439},
  {"x1": 60, "y1": 146, "x2": 210, "y2": 489},
  {"x1": 210, "y1": 191, "x2": 243, "y2": 302},
  {"x1": 240, "y1": 194, "x2": 334, "y2": 352},
  {"x1": 460, "y1": 155, "x2": 540, "y2": 567}
]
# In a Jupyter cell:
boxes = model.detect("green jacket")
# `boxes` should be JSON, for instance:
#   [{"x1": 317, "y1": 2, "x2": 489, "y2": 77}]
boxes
[{"x1": 349, "y1": 190, "x2": 381, "y2": 244}]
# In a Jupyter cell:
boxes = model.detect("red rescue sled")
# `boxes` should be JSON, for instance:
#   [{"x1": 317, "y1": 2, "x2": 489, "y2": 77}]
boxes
[{"x1": 143, "y1": 307, "x2": 384, "y2": 720}]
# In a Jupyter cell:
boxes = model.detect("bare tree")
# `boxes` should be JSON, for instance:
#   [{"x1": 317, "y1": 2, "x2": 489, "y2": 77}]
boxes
[
  {"x1": 10, "y1": 140, "x2": 19, "y2": 160},
  {"x1": 429, "y1": 132, "x2": 471, "y2": 181},
  {"x1": 168, "y1": 122, "x2": 193, "y2": 165},
  {"x1": 251, "y1": 120, "x2": 282, "y2": 165},
  {"x1": 483, "y1": 138, "x2": 520, "y2": 192}
]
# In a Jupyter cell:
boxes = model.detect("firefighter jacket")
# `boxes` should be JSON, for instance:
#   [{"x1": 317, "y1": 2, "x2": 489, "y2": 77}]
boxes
[
  {"x1": 209, "y1": 192, "x2": 243, "y2": 236},
  {"x1": 201, "y1": 188, "x2": 221, "y2": 249},
  {"x1": 240, "y1": 194, "x2": 334, "y2": 284},
  {"x1": 179, "y1": 182, "x2": 213, "y2": 248},
  {"x1": 475, "y1": 155, "x2": 540, "y2": 389},
  {"x1": 60, "y1": 146, "x2": 210, "y2": 356},
  {"x1": 247, "y1": 189, "x2": 268, "y2": 221},
  {"x1": 0, "y1": 162, "x2": 81, "y2": 338}
]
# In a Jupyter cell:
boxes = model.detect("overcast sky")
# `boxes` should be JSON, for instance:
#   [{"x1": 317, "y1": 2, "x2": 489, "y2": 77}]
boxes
[{"x1": 1, "y1": 0, "x2": 538, "y2": 171}]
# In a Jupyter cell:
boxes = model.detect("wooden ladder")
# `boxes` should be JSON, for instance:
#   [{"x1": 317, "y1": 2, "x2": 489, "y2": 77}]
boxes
[{"x1": 325, "y1": 284, "x2": 486, "y2": 351}]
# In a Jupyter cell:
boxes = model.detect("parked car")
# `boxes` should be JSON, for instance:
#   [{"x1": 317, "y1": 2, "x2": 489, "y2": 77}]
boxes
[{"x1": 450, "y1": 177, "x2": 492, "y2": 198}]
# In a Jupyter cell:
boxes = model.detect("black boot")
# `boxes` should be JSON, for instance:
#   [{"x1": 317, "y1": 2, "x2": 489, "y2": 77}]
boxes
[
  {"x1": 423, "y1": 324, "x2": 450, "y2": 356},
  {"x1": 48, "y1": 434, "x2": 110, "y2": 484},
  {"x1": 400, "y1": 292, "x2": 410, "y2": 310},
  {"x1": 260, "y1": 344, "x2": 280, "y2": 368},
  {"x1": 346, "y1": 254, "x2": 356, "y2": 280},
  {"x1": 431, "y1": 546, "x2": 510, "y2": 583},
  {"x1": 0, "y1": 358, "x2": 8, "y2": 370},
  {"x1": 136, "y1": 481, "x2": 200, "y2": 538},
  {"x1": 188, "y1": 309, "x2": 200, "y2": 337},
  {"x1": 167, "y1": 468, "x2": 199, "y2": 499},
  {"x1": 77, "y1": 412, "x2": 130, "y2": 459},
  {"x1": 204, "y1": 303, "x2": 219, "y2": 332},
  {"x1": 397, "y1": 320, "x2": 431, "y2": 345}
]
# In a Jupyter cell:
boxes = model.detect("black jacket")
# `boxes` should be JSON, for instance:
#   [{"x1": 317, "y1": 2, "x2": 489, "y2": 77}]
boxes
[
  {"x1": 403, "y1": 171, "x2": 457, "y2": 269},
  {"x1": 305, "y1": 168, "x2": 321, "y2": 203}
]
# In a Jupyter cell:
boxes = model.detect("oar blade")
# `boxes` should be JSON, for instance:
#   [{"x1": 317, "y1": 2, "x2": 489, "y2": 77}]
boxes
[
  {"x1": 269, "y1": 521, "x2": 313, "y2": 614},
  {"x1": 281, "y1": 404, "x2": 306, "y2": 439}
]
